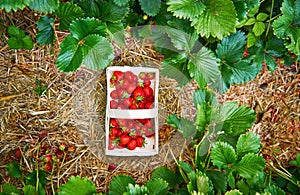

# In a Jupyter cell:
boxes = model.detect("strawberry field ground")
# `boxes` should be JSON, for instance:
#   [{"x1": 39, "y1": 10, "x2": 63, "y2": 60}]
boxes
[{"x1": 0, "y1": 1, "x2": 300, "y2": 195}]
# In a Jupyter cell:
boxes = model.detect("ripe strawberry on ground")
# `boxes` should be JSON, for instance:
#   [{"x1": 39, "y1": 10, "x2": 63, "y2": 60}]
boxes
[
  {"x1": 45, "y1": 163, "x2": 52, "y2": 172},
  {"x1": 14, "y1": 148, "x2": 22, "y2": 159},
  {"x1": 44, "y1": 154, "x2": 52, "y2": 163},
  {"x1": 127, "y1": 139, "x2": 137, "y2": 150},
  {"x1": 68, "y1": 145, "x2": 76, "y2": 153},
  {"x1": 108, "y1": 163, "x2": 117, "y2": 171}
]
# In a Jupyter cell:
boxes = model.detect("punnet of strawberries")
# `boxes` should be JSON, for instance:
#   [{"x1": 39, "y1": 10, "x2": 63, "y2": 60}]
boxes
[
  {"x1": 109, "y1": 70, "x2": 155, "y2": 109},
  {"x1": 108, "y1": 118, "x2": 155, "y2": 151}
]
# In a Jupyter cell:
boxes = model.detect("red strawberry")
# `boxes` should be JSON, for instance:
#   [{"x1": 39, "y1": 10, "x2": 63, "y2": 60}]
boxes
[
  {"x1": 110, "y1": 127, "x2": 118, "y2": 136},
  {"x1": 127, "y1": 83, "x2": 137, "y2": 94},
  {"x1": 14, "y1": 148, "x2": 22, "y2": 159},
  {"x1": 109, "y1": 134, "x2": 117, "y2": 140},
  {"x1": 133, "y1": 75, "x2": 138, "y2": 82},
  {"x1": 143, "y1": 80, "x2": 151, "y2": 87},
  {"x1": 144, "y1": 102, "x2": 153, "y2": 109},
  {"x1": 138, "y1": 102, "x2": 145, "y2": 109},
  {"x1": 145, "y1": 128, "x2": 155, "y2": 137},
  {"x1": 110, "y1": 78, "x2": 116, "y2": 87},
  {"x1": 120, "y1": 134, "x2": 131, "y2": 145},
  {"x1": 147, "y1": 72, "x2": 155, "y2": 80},
  {"x1": 127, "y1": 120, "x2": 134, "y2": 129},
  {"x1": 136, "y1": 136, "x2": 145, "y2": 147},
  {"x1": 116, "y1": 129, "x2": 123, "y2": 136},
  {"x1": 45, "y1": 163, "x2": 52, "y2": 172},
  {"x1": 110, "y1": 118, "x2": 119, "y2": 128},
  {"x1": 108, "y1": 141, "x2": 115, "y2": 150},
  {"x1": 44, "y1": 154, "x2": 52, "y2": 163},
  {"x1": 139, "y1": 72, "x2": 147, "y2": 80},
  {"x1": 117, "y1": 102, "x2": 126, "y2": 110},
  {"x1": 108, "y1": 163, "x2": 117, "y2": 171},
  {"x1": 122, "y1": 126, "x2": 131, "y2": 134},
  {"x1": 117, "y1": 143, "x2": 126, "y2": 149},
  {"x1": 117, "y1": 118, "x2": 127, "y2": 127},
  {"x1": 123, "y1": 97, "x2": 134, "y2": 108},
  {"x1": 143, "y1": 86, "x2": 153, "y2": 97},
  {"x1": 144, "y1": 119, "x2": 153, "y2": 128},
  {"x1": 111, "y1": 71, "x2": 123, "y2": 81},
  {"x1": 134, "y1": 123, "x2": 141, "y2": 131},
  {"x1": 120, "y1": 79, "x2": 130, "y2": 89},
  {"x1": 147, "y1": 95, "x2": 154, "y2": 103},
  {"x1": 132, "y1": 86, "x2": 145, "y2": 101},
  {"x1": 110, "y1": 90, "x2": 118, "y2": 99},
  {"x1": 129, "y1": 104, "x2": 138, "y2": 109},
  {"x1": 110, "y1": 100, "x2": 118, "y2": 109},
  {"x1": 124, "y1": 71, "x2": 135, "y2": 82},
  {"x1": 117, "y1": 88, "x2": 128, "y2": 99},
  {"x1": 127, "y1": 139, "x2": 137, "y2": 150}
]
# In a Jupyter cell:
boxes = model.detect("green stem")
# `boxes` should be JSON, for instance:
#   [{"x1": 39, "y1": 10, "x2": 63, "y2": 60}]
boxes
[{"x1": 265, "y1": 0, "x2": 274, "y2": 38}]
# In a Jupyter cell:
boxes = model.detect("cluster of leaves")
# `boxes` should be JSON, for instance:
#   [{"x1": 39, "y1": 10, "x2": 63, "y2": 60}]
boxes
[{"x1": 1, "y1": 0, "x2": 299, "y2": 78}]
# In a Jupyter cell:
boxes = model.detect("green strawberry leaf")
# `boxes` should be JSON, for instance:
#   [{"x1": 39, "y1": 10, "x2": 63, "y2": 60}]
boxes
[
  {"x1": 191, "y1": 0, "x2": 237, "y2": 40},
  {"x1": 8, "y1": 26, "x2": 34, "y2": 50},
  {"x1": 70, "y1": 18, "x2": 107, "y2": 41},
  {"x1": 106, "y1": 22, "x2": 125, "y2": 45},
  {"x1": 145, "y1": 179, "x2": 168, "y2": 195},
  {"x1": 273, "y1": 0, "x2": 300, "y2": 56},
  {"x1": 77, "y1": 0, "x2": 101, "y2": 18},
  {"x1": 213, "y1": 102, "x2": 256, "y2": 136},
  {"x1": 23, "y1": 185, "x2": 35, "y2": 195},
  {"x1": 180, "y1": 117, "x2": 197, "y2": 140},
  {"x1": 188, "y1": 47, "x2": 221, "y2": 88},
  {"x1": 58, "y1": 176, "x2": 96, "y2": 195},
  {"x1": 226, "y1": 60, "x2": 259, "y2": 85},
  {"x1": 82, "y1": 35, "x2": 114, "y2": 70},
  {"x1": 2, "y1": 184, "x2": 21, "y2": 195},
  {"x1": 109, "y1": 175, "x2": 135, "y2": 195},
  {"x1": 264, "y1": 185, "x2": 286, "y2": 195},
  {"x1": 54, "y1": 2, "x2": 84, "y2": 31},
  {"x1": 25, "y1": 170, "x2": 47, "y2": 187},
  {"x1": 166, "y1": 0, "x2": 206, "y2": 20},
  {"x1": 161, "y1": 53, "x2": 191, "y2": 87},
  {"x1": 113, "y1": 0, "x2": 129, "y2": 6},
  {"x1": 124, "y1": 183, "x2": 149, "y2": 195},
  {"x1": 247, "y1": 32, "x2": 259, "y2": 48},
  {"x1": 56, "y1": 36, "x2": 83, "y2": 72},
  {"x1": 152, "y1": 166, "x2": 176, "y2": 189},
  {"x1": 211, "y1": 142, "x2": 237, "y2": 169},
  {"x1": 253, "y1": 21, "x2": 265, "y2": 36},
  {"x1": 206, "y1": 170, "x2": 227, "y2": 193},
  {"x1": 256, "y1": 13, "x2": 269, "y2": 21},
  {"x1": 0, "y1": 0, "x2": 32, "y2": 12},
  {"x1": 6, "y1": 161, "x2": 22, "y2": 178},
  {"x1": 139, "y1": 0, "x2": 161, "y2": 16},
  {"x1": 36, "y1": 16, "x2": 55, "y2": 45},
  {"x1": 166, "y1": 114, "x2": 181, "y2": 129},
  {"x1": 225, "y1": 189, "x2": 243, "y2": 195},
  {"x1": 234, "y1": 154, "x2": 265, "y2": 179},
  {"x1": 216, "y1": 31, "x2": 246, "y2": 64},
  {"x1": 98, "y1": 1, "x2": 129, "y2": 22},
  {"x1": 29, "y1": 0, "x2": 59, "y2": 13},
  {"x1": 195, "y1": 103, "x2": 208, "y2": 132},
  {"x1": 236, "y1": 133, "x2": 261, "y2": 160}
]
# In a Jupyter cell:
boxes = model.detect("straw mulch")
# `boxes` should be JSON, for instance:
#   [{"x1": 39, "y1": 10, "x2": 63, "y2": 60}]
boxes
[
  {"x1": 219, "y1": 63, "x2": 300, "y2": 166},
  {"x1": 0, "y1": 8, "x2": 299, "y2": 194}
]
